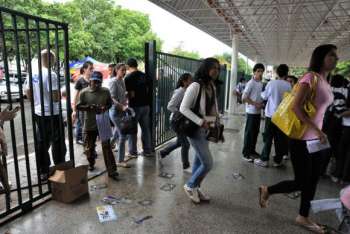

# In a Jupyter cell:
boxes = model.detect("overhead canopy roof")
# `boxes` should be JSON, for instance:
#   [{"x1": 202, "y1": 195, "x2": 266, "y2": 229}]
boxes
[{"x1": 149, "y1": 0, "x2": 350, "y2": 66}]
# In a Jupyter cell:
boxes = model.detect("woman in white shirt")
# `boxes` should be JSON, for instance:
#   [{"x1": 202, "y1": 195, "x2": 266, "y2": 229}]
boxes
[{"x1": 180, "y1": 58, "x2": 220, "y2": 204}]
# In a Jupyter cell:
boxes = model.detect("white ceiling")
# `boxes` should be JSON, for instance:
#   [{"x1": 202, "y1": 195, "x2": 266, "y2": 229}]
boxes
[{"x1": 149, "y1": 0, "x2": 350, "y2": 66}]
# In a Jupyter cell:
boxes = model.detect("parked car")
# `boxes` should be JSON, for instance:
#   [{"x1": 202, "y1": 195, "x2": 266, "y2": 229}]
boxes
[
  {"x1": 0, "y1": 78, "x2": 21, "y2": 102},
  {"x1": 0, "y1": 71, "x2": 28, "y2": 102}
]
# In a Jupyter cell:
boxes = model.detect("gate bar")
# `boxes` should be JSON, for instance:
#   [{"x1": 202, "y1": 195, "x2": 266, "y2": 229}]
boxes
[{"x1": 12, "y1": 13, "x2": 33, "y2": 203}]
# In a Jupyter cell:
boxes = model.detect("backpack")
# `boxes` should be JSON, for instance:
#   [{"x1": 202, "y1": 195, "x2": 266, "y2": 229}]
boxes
[{"x1": 170, "y1": 82, "x2": 202, "y2": 137}]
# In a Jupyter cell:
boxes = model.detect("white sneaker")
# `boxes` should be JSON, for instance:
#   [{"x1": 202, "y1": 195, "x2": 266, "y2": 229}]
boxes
[
  {"x1": 273, "y1": 161, "x2": 284, "y2": 167},
  {"x1": 242, "y1": 155, "x2": 253, "y2": 162},
  {"x1": 183, "y1": 167, "x2": 192, "y2": 174},
  {"x1": 330, "y1": 176, "x2": 339, "y2": 183},
  {"x1": 197, "y1": 188, "x2": 210, "y2": 202},
  {"x1": 254, "y1": 159, "x2": 269, "y2": 168},
  {"x1": 183, "y1": 184, "x2": 200, "y2": 204}
]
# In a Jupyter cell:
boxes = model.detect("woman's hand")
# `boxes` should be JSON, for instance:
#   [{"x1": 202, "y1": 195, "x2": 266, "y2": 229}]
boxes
[
  {"x1": 72, "y1": 111, "x2": 77, "y2": 123},
  {"x1": 316, "y1": 129, "x2": 327, "y2": 144},
  {"x1": 201, "y1": 120, "x2": 210, "y2": 129}
]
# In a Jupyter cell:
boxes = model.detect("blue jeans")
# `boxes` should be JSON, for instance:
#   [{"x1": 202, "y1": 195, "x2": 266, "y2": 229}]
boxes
[
  {"x1": 187, "y1": 128, "x2": 213, "y2": 188},
  {"x1": 109, "y1": 109, "x2": 126, "y2": 162},
  {"x1": 161, "y1": 132, "x2": 190, "y2": 168},
  {"x1": 128, "y1": 105, "x2": 152, "y2": 155},
  {"x1": 109, "y1": 109, "x2": 120, "y2": 143},
  {"x1": 75, "y1": 111, "x2": 84, "y2": 141}
]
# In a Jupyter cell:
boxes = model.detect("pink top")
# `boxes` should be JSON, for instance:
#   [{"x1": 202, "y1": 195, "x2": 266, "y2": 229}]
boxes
[
  {"x1": 341, "y1": 185, "x2": 350, "y2": 209},
  {"x1": 299, "y1": 72, "x2": 333, "y2": 140}
]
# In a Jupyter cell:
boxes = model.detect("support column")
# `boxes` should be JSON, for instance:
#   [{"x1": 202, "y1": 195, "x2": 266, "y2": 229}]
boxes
[{"x1": 228, "y1": 33, "x2": 239, "y2": 114}]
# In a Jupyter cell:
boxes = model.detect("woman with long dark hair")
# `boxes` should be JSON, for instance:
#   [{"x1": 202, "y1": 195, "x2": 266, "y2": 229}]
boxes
[
  {"x1": 159, "y1": 73, "x2": 192, "y2": 170},
  {"x1": 258, "y1": 44, "x2": 338, "y2": 233},
  {"x1": 180, "y1": 58, "x2": 220, "y2": 204}
]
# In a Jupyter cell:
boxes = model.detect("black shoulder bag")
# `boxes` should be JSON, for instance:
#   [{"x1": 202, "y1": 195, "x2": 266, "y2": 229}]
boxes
[{"x1": 171, "y1": 83, "x2": 202, "y2": 138}]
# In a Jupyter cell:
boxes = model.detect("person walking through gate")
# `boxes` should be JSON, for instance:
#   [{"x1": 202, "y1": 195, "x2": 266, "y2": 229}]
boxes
[
  {"x1": 241, "y1": 63, "x2": 265, "y2": 162},
  {"x1": 25, "y1": 49, "x2": 67, "y2": 181},
  {"x1": 76, "y1": 71, "x2": 118, "y2": 180},
  {"x1": 159, "y1": 73, "x2": 193, "y2": 171},
  {"x1": 72, "y1": 61, "x2": 93, "y2": 145},
  {"x1": 180, "y1": 58, "x2": 220, "y2": 204},
  {"x1": 258, "y1": 44, "x2": 337, "y2": 234},
  {"x1": 124, "y1": 58, "x2": 153, "y2": 158},
  {"x1": 253, "y1": 64, "x2": 291, "y2": 168}
]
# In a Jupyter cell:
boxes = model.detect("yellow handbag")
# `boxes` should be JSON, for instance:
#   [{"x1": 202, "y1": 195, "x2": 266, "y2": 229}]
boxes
[{"x1": 271, "y1": 72, "x2": 318, "y2": 139}]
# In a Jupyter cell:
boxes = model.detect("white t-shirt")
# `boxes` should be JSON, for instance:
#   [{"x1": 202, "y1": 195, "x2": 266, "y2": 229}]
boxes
[
  {"x1": 242, "y1": 78, "x2": 263, "y2": 114},
  {"x1": 102, "y1": 76, "x2": 113, "y2": 89},
  {"x1": 25, "y1": 67, "x2": 59, "y2": 116},
  {"x1": 261, "y1": 79, "x2": 292, "y2": 118}
]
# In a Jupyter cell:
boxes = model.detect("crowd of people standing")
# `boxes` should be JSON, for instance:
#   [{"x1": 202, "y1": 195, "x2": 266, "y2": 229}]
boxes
[{"x1": 1, "y1": 43, "x2": 349, "y2": 233}]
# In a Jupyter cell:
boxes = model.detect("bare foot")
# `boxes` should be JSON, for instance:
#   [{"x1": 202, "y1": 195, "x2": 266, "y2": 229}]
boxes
[
  {"x1": 259, "y1": 185, "x2": 269, "y2": 208},
  {"x1": 295, "y1": 215, "x2": 325, "y2": 234}
]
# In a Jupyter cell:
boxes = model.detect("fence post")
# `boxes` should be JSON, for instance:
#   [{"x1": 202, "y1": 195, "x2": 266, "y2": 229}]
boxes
[{"x1": 145, "y1": 40, "x2": 157, "y2": 151}]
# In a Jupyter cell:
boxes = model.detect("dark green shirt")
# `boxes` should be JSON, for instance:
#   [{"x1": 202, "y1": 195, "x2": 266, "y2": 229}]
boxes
[{"x1": 77, "y1": 86, "x2": 112, "y2": 131}]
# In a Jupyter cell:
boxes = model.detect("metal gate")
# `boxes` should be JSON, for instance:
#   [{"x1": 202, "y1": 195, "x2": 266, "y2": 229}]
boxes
[
  {"x1": 0, "y1": 7, "x2": 73, "y2": 224},
  {"x1": 145, "y1": 41, "x2": 227, "y2": 147}
]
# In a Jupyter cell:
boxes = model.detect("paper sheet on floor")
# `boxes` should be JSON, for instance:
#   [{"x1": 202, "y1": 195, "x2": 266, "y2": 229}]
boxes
[
  {"x1": 311, "y1": 198, "x2": 342, "y2": 213},
  {"x1": 96, "y1": 205, "x2": 117, "y2": 223}
]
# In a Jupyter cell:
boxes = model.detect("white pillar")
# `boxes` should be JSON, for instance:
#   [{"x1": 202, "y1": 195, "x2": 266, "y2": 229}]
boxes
[{"x1": 228, "y1": 33, "x2": 239, "y2": 114}]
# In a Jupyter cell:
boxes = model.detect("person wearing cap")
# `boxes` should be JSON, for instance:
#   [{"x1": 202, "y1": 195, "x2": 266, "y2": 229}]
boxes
[
  {"x1": 76, "y1": 71, "x2": 118, "y2": 180},
  {"x1": 124, "y1": 58, "x2": 153, "y2": 158},
  {"x1": 25, "y1": 49, "x2": 67, "y2": 181}
]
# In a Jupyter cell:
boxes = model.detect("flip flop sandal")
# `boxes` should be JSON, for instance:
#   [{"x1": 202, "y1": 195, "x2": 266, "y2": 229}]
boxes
[{"x1": 297, "y1": 222, "x2": 327, "y2": 234}]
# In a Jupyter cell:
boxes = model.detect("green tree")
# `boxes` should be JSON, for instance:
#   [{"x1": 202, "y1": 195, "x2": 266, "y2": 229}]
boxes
[
  {"x1": 289, "y1": 67, "x2": 307, "y2": 78},
  {"x1": 0, "y1": 0, "x2": 163, "y2": 63},
  {"x1": 335, "y1": 60, "x2": 350, "y2": 79},
  {"x1": 214, "y1": 52, "x2": 252, "y2": 74},
  {"x1": 170, "y1": 43, "x2": 200, "y2": 60}
]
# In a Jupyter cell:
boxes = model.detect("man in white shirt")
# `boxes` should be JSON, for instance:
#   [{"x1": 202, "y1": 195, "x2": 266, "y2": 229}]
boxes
[
  {"x1": 25, "y1": 49, "x2": 66, "y2": 181},
  {"x1": 254, "y1": 64, "x2": 292, "y2": 167},
  {"x1": 241, "y1": 63, "x2": 265, "y2": 162}
]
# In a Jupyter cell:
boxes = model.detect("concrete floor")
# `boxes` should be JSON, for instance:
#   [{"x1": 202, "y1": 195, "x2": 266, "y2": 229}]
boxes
[{"x1": 0, "y1": 114, "x2": 342, "y2": 234}]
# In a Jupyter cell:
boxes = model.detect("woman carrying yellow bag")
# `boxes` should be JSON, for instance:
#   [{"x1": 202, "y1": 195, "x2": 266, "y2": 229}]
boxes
[{"x1": 258, "y1": 44, "x2": 337, "y2": 234}]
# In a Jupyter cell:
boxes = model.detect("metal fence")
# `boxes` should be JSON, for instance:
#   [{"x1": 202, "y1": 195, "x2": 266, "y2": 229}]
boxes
[
  {"x1": 154, "y1": 52, "x2": 202, "y2": 146},
  {"x1": 0, "y1": 7, "x2": 73, "y2": 224},
  {"x1": 145, "y1": 41, "x2": 228, "y2": 147}
]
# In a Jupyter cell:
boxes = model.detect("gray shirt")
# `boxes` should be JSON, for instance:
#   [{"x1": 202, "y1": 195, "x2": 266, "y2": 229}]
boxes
[
  {"x1": 167, "y1": 87, "x2": 185, "y2": 120},
  {"x1": 109, "y1": 78, "x2": 127, "y2": 112}
]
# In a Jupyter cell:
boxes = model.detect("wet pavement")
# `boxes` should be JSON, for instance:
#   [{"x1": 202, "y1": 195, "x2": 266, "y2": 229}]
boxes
[{"x1": 0, "y1": 114, "x2": 342, "y2": 234}]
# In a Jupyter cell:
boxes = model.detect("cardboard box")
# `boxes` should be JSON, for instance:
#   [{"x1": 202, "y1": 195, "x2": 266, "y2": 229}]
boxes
[{"x1": 49, "y1": 163, "x2": 89, "y2": 203}]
